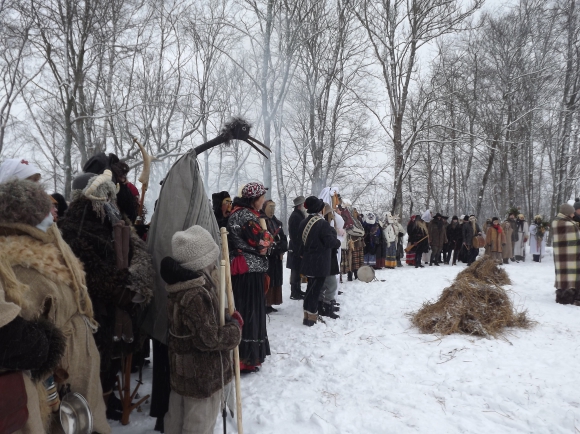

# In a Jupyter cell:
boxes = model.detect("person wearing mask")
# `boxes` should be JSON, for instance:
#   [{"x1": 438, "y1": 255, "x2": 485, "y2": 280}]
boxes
[
  {"x1": 297, "y1": 196, "x2": 341, "y2": 326},
  {"x1": 212, "y1": 191, "x2": 232, "y2": 229},
  {"x1": 161, "y1": 225, "x2": 242, "y2": 434},
  {"x1": 552, "y1": 203, "x2": 580, "y2": 305},
  {"x1": 227, "y1": 182, "x2": 273, "y2": 373},
  {"x1": 485, "y1": 217, "x2": 506, "y2": 262},
  {"x1": 287, "y1": 196, "x2": 307, "y2": 300},
  {"x1": 261, "y1": 200, "x2": 288, "y2": 313}
]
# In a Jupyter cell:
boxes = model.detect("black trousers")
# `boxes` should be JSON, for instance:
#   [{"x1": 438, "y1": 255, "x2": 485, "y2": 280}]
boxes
[
  {"x1": 150, "y1": 339, "x2": 170, "y2": 419},
  {"x1": 468, "y1": 247, "x2": 478, "y2": 264},
  {"x1": 414, "y1": 244, "x2": 427, "y2": 266},
  {"x1": 303, "y1": 277, "x2": 326, "y2": 313},
  {"x1": 290, "y1": 268, "x2": 302, "y2": 291}
]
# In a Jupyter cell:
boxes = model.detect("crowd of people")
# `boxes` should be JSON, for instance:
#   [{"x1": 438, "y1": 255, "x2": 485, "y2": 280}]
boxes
[{"x1": 0, "y1": 155, "x2": 577, "y2": 434}]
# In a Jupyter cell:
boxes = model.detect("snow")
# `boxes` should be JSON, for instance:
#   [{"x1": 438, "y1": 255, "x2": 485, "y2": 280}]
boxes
[{"x1": 112, "y1": 250, "x2": 580, "y2": 433}]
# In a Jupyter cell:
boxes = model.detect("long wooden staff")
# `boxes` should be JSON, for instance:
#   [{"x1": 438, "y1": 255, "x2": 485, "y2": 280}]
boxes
[
  {"x1": 405, "y1": 235, "x2": 429, "y2": 253},
  {"x1": 220, "y1": 227, "x2": 243, "y2": 434}
]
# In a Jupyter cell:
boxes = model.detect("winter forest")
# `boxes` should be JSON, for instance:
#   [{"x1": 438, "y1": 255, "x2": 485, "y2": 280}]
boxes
[{"x1": 1, "y1": 0, "x2": 578, "y2": 224}]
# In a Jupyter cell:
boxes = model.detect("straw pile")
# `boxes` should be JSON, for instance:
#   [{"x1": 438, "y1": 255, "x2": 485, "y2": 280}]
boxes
[{"x1": 409, "y1": 256, "x2": 532, "y2": 338}]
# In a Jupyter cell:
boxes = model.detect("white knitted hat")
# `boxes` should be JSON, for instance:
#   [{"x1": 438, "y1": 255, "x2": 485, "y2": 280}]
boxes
[{"x1": 172, "y1": 225, "x2": 220, "y2": 271}]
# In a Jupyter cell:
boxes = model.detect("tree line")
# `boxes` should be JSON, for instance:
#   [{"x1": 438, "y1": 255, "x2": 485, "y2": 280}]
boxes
[{"x1": 0, "y1": 0, "x2": 577, "y2": 225}]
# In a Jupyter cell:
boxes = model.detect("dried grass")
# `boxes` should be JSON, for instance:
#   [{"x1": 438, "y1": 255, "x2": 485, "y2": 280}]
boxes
[{"x1": 409, "y1": 256, "x2": 532, "y2": 338}]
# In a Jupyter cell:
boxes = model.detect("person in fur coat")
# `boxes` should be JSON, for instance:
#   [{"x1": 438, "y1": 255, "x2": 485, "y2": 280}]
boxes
[
  {"x1": 0, "y1": 283, "x2": 66, "y2": 434},
  {"x1": 485, "y1": 217, "x2": 506, "y2": 262},
  {"x1": 428, "y1": 213, "x2": 447, "y2": 266},
  {"x1": 552, "y1": 204, "x2": 580, "y2": 305},
  {"x1": 161, "y1": 225, "x2": 242, "y2": 434},
  {"x1": 501, "y1": 218, "x2": 514, "y2": 264},
  {"x1": 58, "y1": 170, "x2": 153, "y2": 421},
  {"x1": 0, "y1": 180, "x2": 109, "y2": 433}
]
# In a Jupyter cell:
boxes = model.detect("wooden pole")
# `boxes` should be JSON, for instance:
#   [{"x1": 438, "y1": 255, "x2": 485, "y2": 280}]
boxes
[
  {"x1": 220, "y1": 227, "x2": 243, "y2": 434},
  {"x1": 219, "y1": 260, "x2": 226, "y2": 326}
]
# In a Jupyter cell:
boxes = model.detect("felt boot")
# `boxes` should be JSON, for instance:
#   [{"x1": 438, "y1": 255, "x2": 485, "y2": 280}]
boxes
[{"x1": 303, "y1": 310, "x2": 318, "y2": 327}]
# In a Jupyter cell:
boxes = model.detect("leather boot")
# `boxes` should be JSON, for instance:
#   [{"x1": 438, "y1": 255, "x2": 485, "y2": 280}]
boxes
[{"x1": 347, "y1": 272, "x2": 353, "y2": 281}]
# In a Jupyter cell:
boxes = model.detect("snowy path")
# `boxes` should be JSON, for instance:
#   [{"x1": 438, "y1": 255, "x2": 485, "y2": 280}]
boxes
[{"x1": 112, "y1": 253, "x2": 580, "y2": 433}]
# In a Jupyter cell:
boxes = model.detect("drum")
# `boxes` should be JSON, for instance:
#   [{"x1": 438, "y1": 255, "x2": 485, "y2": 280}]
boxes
[{"x1": 357, "y1": 265, "x2": 376, "y2": 283}]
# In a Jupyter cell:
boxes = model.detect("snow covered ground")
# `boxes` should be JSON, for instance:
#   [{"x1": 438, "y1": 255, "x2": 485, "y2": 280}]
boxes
[{"x1": 112, "y1": 250, "x2": 580, "y2": 434}]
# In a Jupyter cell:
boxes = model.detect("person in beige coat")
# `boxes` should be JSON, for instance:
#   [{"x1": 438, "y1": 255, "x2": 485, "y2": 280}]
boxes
[
  {"x1": 485, "y1": 217, "x2": 507, "y2": 262},
  {"x1": 0, "y1": 180, "x2": 109, "y2": 433},
  {"x1": 501, "y1": 218, "x2": 514, "y2": 264}
]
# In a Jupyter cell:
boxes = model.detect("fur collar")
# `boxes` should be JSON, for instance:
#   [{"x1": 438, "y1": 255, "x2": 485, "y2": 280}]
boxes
[
  {"x1": 0, "y1": 233, "x2": 75, "y2": 288},
  {"x1": 166, "y1": 276, "x2": 207, "y2": 293}
]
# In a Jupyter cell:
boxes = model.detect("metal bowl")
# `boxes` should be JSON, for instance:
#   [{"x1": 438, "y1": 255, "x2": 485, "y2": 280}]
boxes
[{"x1": 60, "y1": 392, "x2": 93, "y2": 434}]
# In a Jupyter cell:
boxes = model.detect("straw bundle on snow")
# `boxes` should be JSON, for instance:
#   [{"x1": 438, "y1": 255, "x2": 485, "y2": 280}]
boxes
[{"x1": 409, "y1": 256, "x2": 532, "y2": 337}]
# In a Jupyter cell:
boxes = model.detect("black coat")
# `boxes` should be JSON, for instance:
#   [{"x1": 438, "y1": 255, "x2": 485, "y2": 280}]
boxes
[
  {"x1": 298, "y1": 215, "x2": 341, "y2": 277},
  {"x1": 462, "y1": 221, "x2": 480, "y2": 248},
  {"x1": 286, "y1": 208, "x2": 305, "y2": 270},
  {"x1": 446, "y1": 222, "x2": 463, "y2": 248}
]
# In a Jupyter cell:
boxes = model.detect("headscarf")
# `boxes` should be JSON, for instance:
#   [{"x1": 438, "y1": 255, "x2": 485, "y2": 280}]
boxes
[{"x1": 0, "y1": 158, "x2": 41, "y2": 183}]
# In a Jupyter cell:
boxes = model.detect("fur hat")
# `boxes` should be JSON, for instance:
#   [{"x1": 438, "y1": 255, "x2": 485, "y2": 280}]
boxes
[
  {"x1": 518, "y1": 213, "x2": 525, "y2": 220},
  {"x1": 560, "y1": 203, "x2": 575, "y2": 216},
  {"x1": 304, "y1": 196, "x2": 324, "y2": 214},
  {"x1": 0, "y1": 179, "x2": 52, "y2": 226},
  {"x1": 452, "y1": 215, "x2": 459, "y2": 221},
  {"x1": 534, "y1": 214, "x2": 542, "y2": 223},
  {"x1": 293, "y1": 195, "x2": 306, "y2": 207},
  {"x1": 463, "y1": 215, "x2": 469, "y2": 221},
  {"x1": 492, "y1": 216, "x2": 500, "y2": 223},
  {"x1": 172, "y1": 225, "x2": 219, "y2": 271},
  {"x1": 433, "y1": 212, "x2": 443, "y2": 219},
  {"x1": 574, "y1": 198, "x2": 580, "y2": 210}
]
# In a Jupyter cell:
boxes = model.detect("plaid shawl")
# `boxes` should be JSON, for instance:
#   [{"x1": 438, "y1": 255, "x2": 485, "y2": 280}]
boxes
[{"x1": 552, "y1": 213, "x2": 580, "y2": 290}]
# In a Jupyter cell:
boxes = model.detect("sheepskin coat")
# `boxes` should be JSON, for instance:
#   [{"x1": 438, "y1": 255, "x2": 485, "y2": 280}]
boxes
[
  {"x1": 514, "y1": 220, "x2": 529, "y2": 258},
  {"x1": 501, "y1": 221, "x2": 514, "y2": 259},
  {"x1": 485, "y1": 225, "x2": 507, "y2": 253},
  {"x1": 166, "y1": 269, "x2": 241, "y2": 399},
  {"x1": 0, "y1": 222, "x2": 109, "y2": 434},
  {"x1": 58, "y1": 197, "x2": 153, "y2": 362},
  {"x1": 428, "y1": 219, "x2": 448, "y2": 248},
  {"x1": 552, "y1": 213, "x2": 580, "y2": 291},
  {"x1": 529, "y1": 223, "x2": 547, "y2": 256}
]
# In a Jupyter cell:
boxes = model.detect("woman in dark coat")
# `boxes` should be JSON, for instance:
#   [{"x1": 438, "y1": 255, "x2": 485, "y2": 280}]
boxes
[
  {"x1": 227, "y1": 182, "x2": 273, "y2": 373},
  {"x1": 261, "y1": 200, "x2": 288, "y2": 313},
  {"x1": 297, "y1": 196, "x2": 341, "y2": 326}
]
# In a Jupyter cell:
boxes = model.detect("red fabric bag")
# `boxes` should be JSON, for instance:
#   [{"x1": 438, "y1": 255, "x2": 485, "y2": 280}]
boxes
[
  {"x1": 405, "y1": 251, "x2": 416, "y2": 266},
  {"x1": 230, "y1": 251, "x2": 249, "y2": 275},
  {"x1": 0, "y1": 371, "x2": 28, "y2": 434}
]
